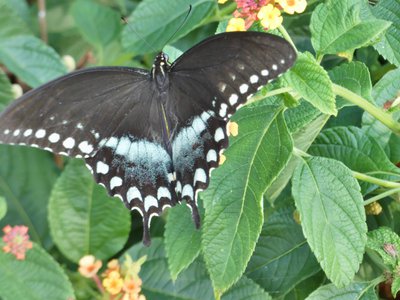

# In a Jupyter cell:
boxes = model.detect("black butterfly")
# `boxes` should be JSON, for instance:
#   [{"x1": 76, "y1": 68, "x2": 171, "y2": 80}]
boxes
[{"x1": 0, "y1": 32, "x2": 296, "y2": 245}]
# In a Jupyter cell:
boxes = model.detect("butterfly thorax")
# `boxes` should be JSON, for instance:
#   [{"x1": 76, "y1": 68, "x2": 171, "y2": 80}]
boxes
[{"x1": 151, "y1": 52, "x2": 170, "y2": 91}]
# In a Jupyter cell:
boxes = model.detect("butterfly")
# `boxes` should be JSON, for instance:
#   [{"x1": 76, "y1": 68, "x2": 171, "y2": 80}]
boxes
[{"x1": 0, "y1": 32, "x2": 296, "y2": 245}]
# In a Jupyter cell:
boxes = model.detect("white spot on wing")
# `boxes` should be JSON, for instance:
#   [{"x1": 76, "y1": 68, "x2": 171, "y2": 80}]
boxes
[
  {"x1": 176, "y1": 181, "x2": 182, "y2": 193},
  {"x1": 250, "y1": 75, "x2": 259, "y2": 84},
  {"x1": 239, "y1": 84, "x2": 249, "y2": 94},
  {"x1": 115, "y1": 136, "x2": 131, "y2": 156},
  {"x1": 63, "y1": 137, "x2": 75, "y2": 149},
  {"x1": 182, "y1": 184, "x2": 194, "y2": 199},
  {"x1": 194, "y1": 168, "x2": 207, "y2": 184},
  {"x1": 76, "y1": 123, "x2": 83, "y2": 129},
  {"x1": 110, "y1": 176, "x2": 122, "y2": 189},
  {"x1": 218, "y1": 82, "x2": 227, "y2": 93},
  {"x1": 127, "y1": 186, "x2": 142, "y2": 202},
  {"x1": 23, "y1": 129, "x2": 32, "y2": 137},
  {"x1": 219, "y1": 103, "x2": 228, "y2": 118},
  {"x1": 261, "y1": 69, "x2": 269, "y2": 76},
  {"x1": 35, "y1": 129, "x2": 46, "y2": 138},
  {"x1": 48, "y1": 133, "x2": 60, "y2": 143},
  {"x1": 78, "y1": 141, "x2": 94, "y2": 154},
  {"x1": 105, "y1": 137, "x2": 118, "y2": 149},
  {"x1": 229, "y1": 94, "x2": 238, "y2": 106},
  {"x1": 280, "y1": 59, "x2": 285, "y2": 64},
  {"x1": 96, "y1": 161, "x2": 109, "y2": 174},
  {"x1": 144, "y1": 195, "x2": 158, "y2": 211},
  {"x1": 214, "y1": 128, "x2": 225, "y2": 142},
  {"x1": 272, "y1": 64, "x2": 278, "y2": 71},
  {"x1": 4, "y1": 129, "x2": 10, "y2": 135},
  {"x1": 157, "y1": 187, "x2": 171, "y2": 199},
  {"x1": 13, "y1": 129, "x2": 20, "y2": 136},
  {"x1": 207, "y1": 149, "x2": 217, "y2": 162}
]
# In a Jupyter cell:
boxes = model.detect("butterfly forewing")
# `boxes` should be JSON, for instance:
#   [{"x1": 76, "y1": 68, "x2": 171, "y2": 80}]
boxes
[{"x1": 168, "y1": 32, "x2": 296, "y2": 218}]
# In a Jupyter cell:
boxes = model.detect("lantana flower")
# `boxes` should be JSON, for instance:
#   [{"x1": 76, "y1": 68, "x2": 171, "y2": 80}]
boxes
[
  {"x1": 103, "y1": 270, "x2": 124, "y2": 295},
  {"x1": 226, "y1": 18, "x2": 246, "y2": 32},
  {"x1": 218, "y1": 0, "x2": 229, "y2": 3},
  {"x1": 257, "y1": 4, "x2": 283, "y2": 30},
  {"x1": 78, "y1": 255, "x2": 102, "y2": 278},
  {"x1": 2, "y1": 225, "x2": 33, "y2": 260},
  {"x1": 278, "y1": 0, "x2": 307, "y2": 15}
]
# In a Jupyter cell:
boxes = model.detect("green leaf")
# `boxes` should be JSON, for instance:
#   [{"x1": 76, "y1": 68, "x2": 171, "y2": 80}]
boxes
[
  {"x1": 0, "y1": 35, "x2": 67, "y2": 88},
  {"x1": 329, "y1": 61, "x2": 373, "y2": 109},
  {"x1": 71, "y1": 0, "x2": 121, "y2": 49},
  {"x1": 371, "y1": 0, "x2": 400, "y2": 67},
  {"x1": 310, "y1": 0, "x2": 391, "y2": 56},
  {"x1": 367, "y1": 227, "x2": 400, "y2": 268},
  {"x1": 306, "y1": 282, "x2": 378, "y2": 300},
  {"x1": 267, "y1": 106, "x2": 329, "y2": 203},
  {"x1": 246, "y1": 208, "x2": 320, "y2": 298},
  {"x1": 284, "y1": 52, "x2": 336, "y2": 115},
  {"x1": 122, "y1": 0, "x2": 216, "y2": 54},
  {"x1": 164, "y1": 204, "x2": 201, "y2": 280},
  {"x1": 0, "y1": 69, "x2": 13, "y2": 112},
  {"x1": 362, "y1": 68, "x2": 400, "y2": 160},
  {"x1": 127, "y1": 238, "x2": 268, "y2": 299},
  {"x1": 221, "y1": 277, "x2": 271, "y2": 300},
  {"x1": 308, "y1": 126, "x2": 400, "y2": 194},
  {"x1": 163, "y1": 45, "x2": 183, "y2": 63},
  {"x1": 292, "y1": 157, "x2": 367, "y2": 287},
  {"x1": 0, "y1": 0, "x2": 30, "y2": 40},
  {"x1": 392, "y1": 277, "x2": 400, "y2": 298},
  {"x1": 0, "y1": 196, "x2": 6, "y2": 221},
  {"x1": 0, "y1": 244, "x2": 74, "y2": 299},
  {"x1": 48, "y1": 160, "x2": 131, "y2": 263},
  {"x1": 0, "y1": 146, "x2": 59, "y2": 247},
  {"x1": 202, "y1": 103, "x2": 293, "y2": 295}
]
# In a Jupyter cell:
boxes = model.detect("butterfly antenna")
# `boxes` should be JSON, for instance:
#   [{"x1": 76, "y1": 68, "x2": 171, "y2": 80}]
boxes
[
  {"x1": 164, "y1": 5, "x2": 192, "y2": 47},
  {"x1": 121, "y1": 16, "x2": 157, "y2": 53}
]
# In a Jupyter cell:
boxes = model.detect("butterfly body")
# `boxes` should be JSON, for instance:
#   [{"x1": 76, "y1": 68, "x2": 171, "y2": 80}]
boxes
[{"x1": 0, "y1": 32, "x2": 296, "y2": 245}]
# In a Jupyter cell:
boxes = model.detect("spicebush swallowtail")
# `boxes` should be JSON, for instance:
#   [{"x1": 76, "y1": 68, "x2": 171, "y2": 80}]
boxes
[{"x1": 0, "y1": 32, "x2": 296, "y2": 245}]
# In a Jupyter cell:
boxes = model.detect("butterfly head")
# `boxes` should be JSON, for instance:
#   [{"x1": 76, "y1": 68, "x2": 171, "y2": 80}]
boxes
[{"x1": 152, "y1": 52, "x2": 170, "y2": 87}]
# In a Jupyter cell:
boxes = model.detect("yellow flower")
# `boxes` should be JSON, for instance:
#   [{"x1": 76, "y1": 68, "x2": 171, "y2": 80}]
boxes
[
  {"x1": 258, "y1": 4, "x2": 283, "y2": 30},
  {"x1": 218, "y1": 0, "x2": 228, "y2": 3},
  {"x1": 103, "y1": 271, "x2": 124, "y2": 295},
  {"x1": 219, "y1": 154, "x2": 226, "y2": 165},
  {"x1": 227, "y1": 121, "x2": 239, "y2": 137},
  {"x1": 78, "y1": 255, "x2": 102, "y2": 278},
  {"x1": 226, "y1": 18, "x2": 246, "y2": 32},
  {"x1": 278, "y1": 0, "x2": 307, "y2": 15}
]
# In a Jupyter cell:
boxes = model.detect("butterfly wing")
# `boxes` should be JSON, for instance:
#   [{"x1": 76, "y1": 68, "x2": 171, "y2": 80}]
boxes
[
  {"x1": 0, "y1": 67, "x2": 177, "y2": 245},
  {"x1": 167, "y1": 32, "x2": 296, "y2": 222}
]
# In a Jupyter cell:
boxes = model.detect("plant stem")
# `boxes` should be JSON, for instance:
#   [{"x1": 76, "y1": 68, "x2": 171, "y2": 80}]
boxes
[
  {"x1": 92, "y1": 274, "x2": 105, "y2": 293},
  {"x1": 278, "y1": 25, "x2": 297, "y2": 52},
  {"x1": 364, "y1": 187, "x2": 400, "y2": 206},
  {"x1": 353, "y1": 171, "x2": 400, "y2": 188},
  {"x1": 247, "y1": 87, "x2": 292, "y2": 104},
  {"x1": 333, "y1": 84, "x2": 400, "y2": 135},
  {"x1": 37, "y1": 0, "x2": 48, "y2": 43},
  {"x1": 292, "y1": 147, "x2": 311, "y2": 158}
]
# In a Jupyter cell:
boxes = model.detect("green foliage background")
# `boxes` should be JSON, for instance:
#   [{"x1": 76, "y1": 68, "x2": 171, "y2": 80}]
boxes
[{"x1": 0, "y1": 0, "x2": 399, "y2": 299}]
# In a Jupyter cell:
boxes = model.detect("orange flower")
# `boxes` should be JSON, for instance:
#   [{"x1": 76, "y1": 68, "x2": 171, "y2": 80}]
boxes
[
  {"x1": 123, "y1": 277, "x2": 142, "y2": 295},
  {"x1": 278, "y1": 0, "x2": 307, "y2": 15},
  {"x1": 226, "y1": 18, "x2": 246, "y2": 32},
  {"x1": 78, "y1": 255, "x2": 102, "y2": 278},
  {"x1": 2, "y1": 225, "x2": 33, "y2": 260},
  {"x1": 257, "y1": 4, "x2": 283, "y2": 30},
  {"x1": 103, "y1": 270, "x2": 124, "y2": 295}
]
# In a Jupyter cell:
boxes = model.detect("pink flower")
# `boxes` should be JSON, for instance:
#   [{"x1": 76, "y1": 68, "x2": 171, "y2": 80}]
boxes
[{"x1": 2, "y1": 225, "x2": 33, "y2": 260}]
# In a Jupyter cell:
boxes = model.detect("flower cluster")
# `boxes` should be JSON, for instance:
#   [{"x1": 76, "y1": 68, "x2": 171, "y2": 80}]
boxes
[
  {"x1": 2, "y1": 225, "x2": 33, "y2": 260},
  {"x1": 220, "y1": 0, "x2": 307, "y2": 31},
  {"x1": 78, "y1": 254, "x2": 147, "y2": 300}
]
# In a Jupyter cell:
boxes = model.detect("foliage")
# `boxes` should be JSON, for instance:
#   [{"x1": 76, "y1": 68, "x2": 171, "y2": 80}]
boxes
[{"x1": 0, "y1": 0, "x2": 399, "y2": 299}]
